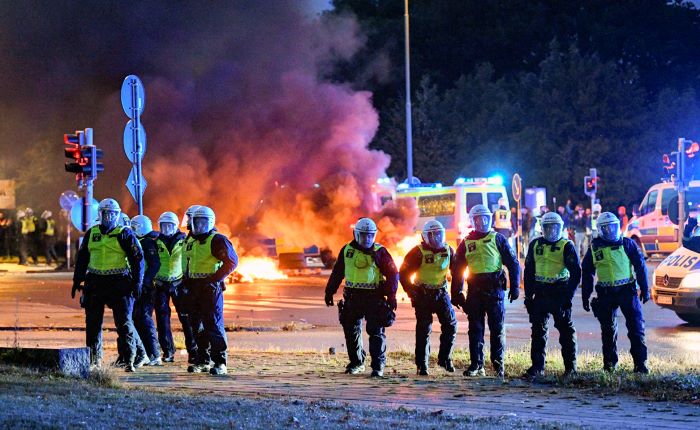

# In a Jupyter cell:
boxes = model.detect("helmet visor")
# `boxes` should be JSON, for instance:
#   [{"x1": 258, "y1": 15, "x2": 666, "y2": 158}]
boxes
[
  {"x1": 100, "y1": 210, "x2": 119, "y2": 229},
  {"x1": 192, "y1": 217, "x2": 210, "y2": 235},
  {"x1": 600, "y1": 224, "x2": 620, "y2": 242},
  {"x1": 160, "y1": 222, "x2": 177, "y2": 237},
  {"x1": 542, "y1": 224, "x2": 562, "y2": 242},
  {"x1": 425, "y1": 230, "x2": 445, "y2": 249},
  {"x1": 472, "y1": 215, "x2": 491, "y2": 233},
  {"x1": 356, "y1": 231, "x2": 375, "y2": 249}
]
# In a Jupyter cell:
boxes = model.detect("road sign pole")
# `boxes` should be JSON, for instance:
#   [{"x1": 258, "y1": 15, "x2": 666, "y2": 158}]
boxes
[
  {"x1": 678, "y1": 138, "x2": 687, "y2": 247},
  {"x1": 131, "y1": 81, "x2": 144, "y2": 215},
  {"x1": 122, "y1": 75, "x2": 147, "y2": 214},
  {"x1": 66, "y1": 215, "x2": 71, "y2": 268}
]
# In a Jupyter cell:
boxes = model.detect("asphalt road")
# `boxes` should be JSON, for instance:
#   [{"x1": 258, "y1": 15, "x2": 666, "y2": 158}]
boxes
[{"x1": 1, "y1": 260, "x2": 699, "y2": 363}]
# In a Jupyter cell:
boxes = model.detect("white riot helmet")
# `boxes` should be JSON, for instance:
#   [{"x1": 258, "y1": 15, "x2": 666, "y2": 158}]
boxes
[
  {"x1": 25, "y1": 207, "x2": 33, "y2": 216},
  {"x1": 119, "y1": 213, "x2": 131, "y2": 228},
  {"x1": 191, "y1": 206, "x2": 215, "y2": 235},
  {"x1": 422, "y1": 220, "x2": 446, "y2": 249},
  {"x1": 184, "y1": 204, "x2": 201, "y2": 230},
  {"x1": 353, "y1": 217, "x2": 377, "y2": 248},
  {"x1": 130, "y1": 215, "x2": 153, "y2": 238},
  {"x1": 17, "y1": 210, "x2": 26, "y2": 218},
  {"x1": 158, "y1": 211, "x2": 179, "y2": 237},
  {"x1": 597, "y1": 211, "x2": 621, "y2": 242},
  {"x1": 41, "y1": 210, "x2": 52, "y2": 219},
  {"x1": 541, "y1": 212, "x2": 564, "y2": 242},
  {"x1": 497, "y1": 197, "x2": 508, "y2": 209},
  {"x1": 469, "y1": 204, "x2": 493, "y2": 233},
  {"x1": 98, "y1": 198, "x2": 121, "y2": 229},
  {"x1": 592, "y1": 203, "x2": 602, "y2": 214}
]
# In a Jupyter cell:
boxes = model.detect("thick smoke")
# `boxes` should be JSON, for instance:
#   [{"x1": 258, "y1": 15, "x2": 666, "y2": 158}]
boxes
[{"x1": 0, "y1": 1, "x2": 417, "y2": 253}]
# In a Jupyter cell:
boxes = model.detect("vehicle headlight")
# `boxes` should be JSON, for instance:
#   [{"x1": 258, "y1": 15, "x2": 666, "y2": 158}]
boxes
[{"x1": 681, "y1": 272, "x2": 700, "y2": 289}]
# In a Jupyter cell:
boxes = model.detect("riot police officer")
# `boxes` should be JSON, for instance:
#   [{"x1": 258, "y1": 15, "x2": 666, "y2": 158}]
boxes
[
  {"x1": 582, "y1": 211, "x2": 650, "y2": 373},
  {"x1": 524, "y1": 212, "x2": 580, "y2": 378},
  {"x1": 399, "y1": 220, "x2": 457, "y2": 375},
  {"x1": 153, "y1": 211, "x2": 197, "y2": 363},
  {"x1": 451, "y1": 204, "x2": 520, "y2": 378},
  {"x1": 72, "y1": 198, "x2": 144, "y2": 371},
  {"x1": 182, "y1": 206, "x2": 238, "y2": 376},
  {"x1": 325, "y1": 218, "x2": 399, "y2": 377},
  {"x1": 130, "y1": 215, "x2": 163, "y2": 365}
]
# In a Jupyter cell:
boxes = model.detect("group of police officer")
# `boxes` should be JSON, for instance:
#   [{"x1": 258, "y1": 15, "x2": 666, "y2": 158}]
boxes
[
  {"x1": 326, "y1": 204, "x2": 650, "y2": 378},
  {"x1": 72, "y1": 198, "x2": 238, "y2": 375}
]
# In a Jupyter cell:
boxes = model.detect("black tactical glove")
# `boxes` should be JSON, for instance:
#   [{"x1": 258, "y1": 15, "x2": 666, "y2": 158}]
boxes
[
  {"x1": 71, "y1": 281, "x2": 82, "y2": 299},
  {"x1": 508, "y1": 288, "x2": 520, "y2": 303},
  {"x1": 640, "y1": 291, "x2": 651, "y2": 304},
  {"x1": 386, "y1": 295, "x2": 398, "y2": 311},
  {"x1": 582, "y1": 297, "x2": 591, "y2": 312},
  {"x1": 324, "y1": 292, "x2": 334, "y2": 307},
  {"x1": 451, "y1": 292, "x2": 465, "y2": 309}
]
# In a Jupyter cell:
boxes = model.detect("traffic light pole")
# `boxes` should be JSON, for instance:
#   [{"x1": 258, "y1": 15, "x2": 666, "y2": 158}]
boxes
[
  {"x1": 678, "y1": 138, "x2": 687, "y2": 247},
  {"x1": 82, "y1": 128, "x2": 95, "y2": 232}
]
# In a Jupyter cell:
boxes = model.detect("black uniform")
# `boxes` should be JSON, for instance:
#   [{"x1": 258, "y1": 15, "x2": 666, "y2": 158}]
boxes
[
  {"x1": 73, "y1": 225, "x2": 144, "y2": 366},
  {"x1": 524, "y1": 238, "x2": 581, "y2": 373},
  {"x1": 399, "y1": 243, "x2": 457, "y2": 370},
  {"x1": 582, "y1": 237, "x2": 649, "y2": 370},
  {"x1": 451, "y1": 231, "x2": 520, "y2": 371},
  {"x1": 325, "y1": 241, "x2": 399, "y2": 372},
  {"x1": 133, "y1": 231, "x2": 161, "y2": 360}
]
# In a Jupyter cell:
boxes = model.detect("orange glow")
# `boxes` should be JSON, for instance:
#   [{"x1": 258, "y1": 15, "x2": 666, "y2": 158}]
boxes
[{"x1": 234, "y1": 256, "x2": 288, "y2": 283}]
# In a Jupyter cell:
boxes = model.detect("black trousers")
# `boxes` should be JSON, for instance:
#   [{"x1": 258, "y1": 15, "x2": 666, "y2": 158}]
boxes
[
  {"x1": 413, "y1": 288, "x2": 457, "y2": 367},
  {"x1": 339, "y1": 289, "x2": 388, "y2": 371},
  {"x1": 527, "y1": 290, "x2": 577, "y2": 371}
]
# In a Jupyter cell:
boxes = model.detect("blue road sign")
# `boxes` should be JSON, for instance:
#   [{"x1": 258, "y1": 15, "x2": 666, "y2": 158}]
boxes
[
  {"x1": 121, "y1": 75, "x2": 145, "y2": 119},
  {"x1": 126, "y1": 166, "x2": 147, "y2": 204},
  {"x1": 123, "y1": 120, "x2": 147, "y2": 163},
  {"x1": 70, "y1": 197, "x2": 98, "y2": 232},
  {"x1": 59, "y1": 190, "x2": 79, "y2": 211}
]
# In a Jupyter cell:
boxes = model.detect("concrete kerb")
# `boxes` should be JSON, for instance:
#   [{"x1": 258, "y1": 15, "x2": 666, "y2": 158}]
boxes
[{"x1": 0, "y1": 346, "x2": 90, "y2": 378}]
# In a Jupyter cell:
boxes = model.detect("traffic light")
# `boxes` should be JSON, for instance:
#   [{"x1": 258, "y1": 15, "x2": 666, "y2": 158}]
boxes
[
  {"x1": 685, "y1": 140, "x2": 699, "y2": 158},
  {"x1": 64, "y1": 131, "x2": 86, "y2": 175},
  {"x1": 81, "y1": 145, "x2": 104, "y2": 179},
  {"x1": 584, "y1": 176, "x2": 597, "y2": 195}
]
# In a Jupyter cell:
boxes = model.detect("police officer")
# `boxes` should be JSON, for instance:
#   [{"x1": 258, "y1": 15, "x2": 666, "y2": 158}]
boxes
[
  {"x1": 493, "y1": 198, "x2": 513, "y2": 242},
  {"x1": 153, "y1": 211, "x2": 197, "y2": 363},
  {"x1": 41, "y1": 211, "x2": 58, "y2": 266},
  {"x1": 130, "y1": 215, "x2": 163, "y2": 366},
  {"x1": 19, "y1": 208, "x2": 38, "y2": 265},
  {"x1": 325, "y1": 218, "x2": 399, "y2": 377},
  {"x1": 399, "y1": 220, "x2": 457, "y2": 375},
  {"x1": 582, "y1": 211, "x2": 650, "y2": 373},
  {"x1": 182, "y1": 206, "x2": 238, "y2": 376},
  {"x1": 524, "y1": 212, "x2": 580, "y2": 378},
  {"x1": 72, "y1": 198, "x2": 144, "y2": 371},
  {"x1": 451, "y1": 204, "x2": 520, "y2": 378}
]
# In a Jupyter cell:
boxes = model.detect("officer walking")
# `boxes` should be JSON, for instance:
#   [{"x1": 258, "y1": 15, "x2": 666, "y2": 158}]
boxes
[
  {"x1": 582, "y1": 211, "x2": 650, "y2": 373},
  {"x1": 130, "y1": 215, "x2": 163, "y2": 366},
  {"x1": 19, "y1": 208, "x2": 38, "y2": 265},
  {"x1": 41, "y1": 211, "x2": 59, "y2": 266},
  {"x1": 72, "y1": 198, "x2": 144, "y2": 371},
  {"x1": 451, "y1": 204, "x2": 520, "y2": 378},
  {"x1": 182, "y1": 206, "x2": 238, "y2": 376},
  {"x1": 523, "y1": 212, "x2": 580, "y2": 378},
  {"x1": 399, "y1": 220, "x2": 457, "y2": 375},
  {"x1": 153, "y1": 211, "x2": 197, "y2": 363},
  {"x1": 325, "y1": 218, "x2": 399, "y2": 377}
]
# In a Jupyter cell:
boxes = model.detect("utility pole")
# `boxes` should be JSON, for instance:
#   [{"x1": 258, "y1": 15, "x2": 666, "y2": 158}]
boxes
[{"x1": 404, "y1": 0, "x2": 414, "y2": 186}]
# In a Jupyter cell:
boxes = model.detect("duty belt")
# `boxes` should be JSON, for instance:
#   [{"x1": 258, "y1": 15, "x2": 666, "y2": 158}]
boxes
[
  {"x1": 155, "y1": 274, "x2": 184, "y2": 282},
  {"x1": 534, "y1": 275, "x2": 570, "y2": 284},
  {"x1": 87, "y1": 267, "x2": 129, "y2": 276},
  {"x1": 596, "y1": 278, "x2": 635, "y2": 287},
  {"x1": 187, "y1": 272, "x2": 215, "y2": 279},
  {"x1": 415, "y1": 281, "x2": 447, "y2": 290},
  {"x1": 345, "y1": 281, "x2": 380, "y2": 290}
]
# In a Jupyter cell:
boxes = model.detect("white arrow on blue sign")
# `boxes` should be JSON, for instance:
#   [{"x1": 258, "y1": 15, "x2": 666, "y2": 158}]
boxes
[
  {"x1": 126, "y1": 166, "x2": 147, "y2": 204},
  {"x1": 123, "y1": 120, "x2": 147, "y2": 163},
  {"x1": 121, "y1": 75, "x2": 145, "y2": 119}
]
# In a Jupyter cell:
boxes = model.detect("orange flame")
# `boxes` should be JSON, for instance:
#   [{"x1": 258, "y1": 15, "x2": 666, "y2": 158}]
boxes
[{"x1": 234, "y1": 256, "x2": 288, "y2": 283}]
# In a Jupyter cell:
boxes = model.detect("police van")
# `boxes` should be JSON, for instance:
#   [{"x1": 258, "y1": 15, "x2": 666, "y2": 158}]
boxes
[
  {"x1": 625, "y1": 180, "x2": 700, "y2": 257},
  {"x1": 396, "y1": 177, "x2": 510, "y2": 248},
  {"x1": 652, "y1": 246, "x2": 700, "y2": 325}
]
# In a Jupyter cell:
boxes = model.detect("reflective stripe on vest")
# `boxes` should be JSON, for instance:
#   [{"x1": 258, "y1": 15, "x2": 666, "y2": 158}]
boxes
[
  {"x1": 463, "y1": 231, "x2": 502, "y2": 274},
  {"x1": 87, "y1": 226, "x2": 130, "y2": 276},
  {"x1": 494, "y1": 209, "x2": 510, "y2": 229},
  {"x1": 533, "y1": 238, "x2": 571, "y2": 283},
  {"x1": 183, "y1": 233, "x2": 223, "y2": 279},
  {"x1": 343, "y1": 243, "x2": 383, "y2": 289},
  {"x1": 592, "y1": 243, "x2": 634, "y2": 287},
  {"x1": 45, "y1": 219, "x2": 55, "y2": 236},
  {"x1": 155, "y1": 238, "x2": 184, "y2": 282},
  {"x1": 415, "y1": 244, "x2": 450, "y2": 289},
  {"x1": 21, "y1": 217, "x2": 36, "y2": 234}
]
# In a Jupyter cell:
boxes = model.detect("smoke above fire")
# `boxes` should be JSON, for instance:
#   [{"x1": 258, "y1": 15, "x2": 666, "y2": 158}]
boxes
[{"x1": 0, "y1": 1, "x2": 417, "y2": 253}]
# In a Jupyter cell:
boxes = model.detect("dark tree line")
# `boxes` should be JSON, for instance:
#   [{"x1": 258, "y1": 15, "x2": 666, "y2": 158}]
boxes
[{"x1": 328, "y1": 0, "x2": 700, "y2": 208}]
